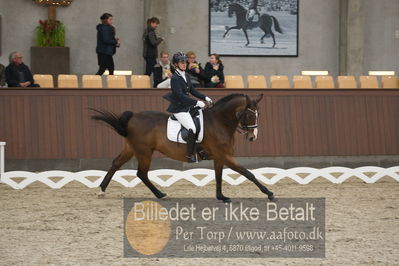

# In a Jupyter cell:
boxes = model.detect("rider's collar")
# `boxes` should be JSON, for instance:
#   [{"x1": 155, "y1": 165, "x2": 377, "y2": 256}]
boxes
[{"x1": 175, "y1": 68, "x2": 186, "y2": 76}]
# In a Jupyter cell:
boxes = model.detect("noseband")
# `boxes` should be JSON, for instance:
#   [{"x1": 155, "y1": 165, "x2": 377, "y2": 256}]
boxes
[{"x1": 237, "y1": 107, "x2": 258, "y2": 134}]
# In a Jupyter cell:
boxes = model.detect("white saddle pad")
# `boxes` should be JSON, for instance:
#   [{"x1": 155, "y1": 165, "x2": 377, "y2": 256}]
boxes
[{"x1": 167, "y1": 109, "x2": 204, "y2": 144}]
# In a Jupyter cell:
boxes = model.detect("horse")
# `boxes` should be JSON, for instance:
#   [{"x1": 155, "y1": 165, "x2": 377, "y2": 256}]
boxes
[
  {"x1": 91, "y1": 94, "x2": 276, "y2": 202},
  {"x1": 223, "y1": 3, "x2": 283, "y2": 47}
]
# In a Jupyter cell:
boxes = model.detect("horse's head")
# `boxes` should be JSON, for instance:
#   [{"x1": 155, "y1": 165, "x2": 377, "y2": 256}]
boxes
[
  {"x1": 237, "y1": 94, "x2": 263, "y2": 142},
  {"x1": 227, "y1": 3, "x2": 246, "y2": 18},
  {"x1": 227, "y1": 3, "x2": 234, "y2": 17}
]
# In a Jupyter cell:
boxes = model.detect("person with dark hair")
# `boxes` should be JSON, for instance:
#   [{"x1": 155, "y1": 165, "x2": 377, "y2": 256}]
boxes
[
  {"x1": 96, "y1": 13, "x2": 120, "y2": 75},
  {"x1": 143, "y1": 17, "x2": 164, "y2": 76},
  {"x1": 153, "y1": 51, "x2": 175, "y2": 88},
  {"x1": 204, "y1": 54, "x2": 225, "y2": 88},
  {"x1": 163, "y1": 52, "x2": 213, "y2": 163},
  {"x1": 0, "y1": 63, "x2": 6, "y2": 87},
  {"x1": 186, "y1": 51, "x2": 206, "y2": 88},
  {"x1": 5, "y1": 52, "x2": 39, "y2": 87}
]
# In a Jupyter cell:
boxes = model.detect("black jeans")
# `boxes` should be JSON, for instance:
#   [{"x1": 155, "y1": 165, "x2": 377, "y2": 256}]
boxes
[
  {"x1": 96, "y1": 53, "x2": 114, "y2": 75},
  {"x1": 145, "y1": 57, "x2": 157, "y2": 76}
]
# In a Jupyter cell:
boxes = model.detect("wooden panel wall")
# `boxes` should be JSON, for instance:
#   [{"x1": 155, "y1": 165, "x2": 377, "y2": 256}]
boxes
[{"x1": 0, "y1": 88, "x2": 399, "y2": 159}]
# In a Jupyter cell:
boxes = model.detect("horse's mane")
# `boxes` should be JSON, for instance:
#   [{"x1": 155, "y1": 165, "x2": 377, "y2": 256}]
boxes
[
  {"x1": 229, "y1": 2, "x2": 246, "y2": 12},
  {"x1": 212, "y1": 93, "x2": 246, "y2": 109}
]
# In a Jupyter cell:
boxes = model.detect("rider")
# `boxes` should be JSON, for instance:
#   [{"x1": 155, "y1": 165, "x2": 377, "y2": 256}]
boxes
[
  {"x1": 163, "y1": 52, "x2": 213, "y2": 163},
  {"x1": 247, "y1": 0, "x2": 260, "y2": 22}
]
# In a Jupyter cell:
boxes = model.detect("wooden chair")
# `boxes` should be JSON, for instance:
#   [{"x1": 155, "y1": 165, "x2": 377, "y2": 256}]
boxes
[
  {"x1": 131, "y1": 75, "x2": 151, "y2": 88},
  {"x1": 315, "y1": 76, "x2": 335, "y2": 88},
  {"x1": 381, "y1": 76, "x2": 398, "y2": 89},
  {"x1": 82, "y1": 75, "x2": 103, "y2": 88},
  {"x1": 337, "y1": 76, "x2": 357, "y2": 89},
  {"x1": 292, "y1": 75, "x2": 312, "y2": 88},
  {"x1": 359, "y1": 76, "x2": 379, "y2": 89},
  {"x1": 107, "y1": 75, "x2": 127, "y2": 88},
  {"x1": 58, "y1": 74, "x2": 78, "y2": 88},
  {"x1": 247, "y1": 75, "x2": 267, "y2": 88},
  {"x1": 270, "y1": 75, "x2": 290, "y2": 88},
  {"x1": 225, "y1": 75, "x2": 244, "y2": 88},
  {"x1": 33, "y1": 74, "x2": 54, "y2": 88}
]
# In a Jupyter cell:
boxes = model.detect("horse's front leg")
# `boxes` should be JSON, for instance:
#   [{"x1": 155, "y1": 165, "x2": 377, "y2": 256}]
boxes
[
  {"x1": 223, "y1": 155, "x2": 276, "y2": 201},
  {"x1": 214, "y1": 160, "x2": 231, "y2": 203},
  {"x1": 243, "y1": 28, "x2": 250, "y2": 46},
  {"x1": 223, "y1": 25, "x2": 240, "y2": 38}
]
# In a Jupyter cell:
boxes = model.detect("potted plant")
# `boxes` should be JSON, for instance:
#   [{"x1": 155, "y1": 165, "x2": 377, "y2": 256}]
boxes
[{"x1": 30, "y1": 0, "x2": 73, "y2": 76}]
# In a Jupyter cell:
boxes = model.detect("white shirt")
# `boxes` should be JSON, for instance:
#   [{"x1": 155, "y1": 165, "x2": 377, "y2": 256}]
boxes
[{"x1": 176, "y1": 69, "x2": 187, "y2": 83}]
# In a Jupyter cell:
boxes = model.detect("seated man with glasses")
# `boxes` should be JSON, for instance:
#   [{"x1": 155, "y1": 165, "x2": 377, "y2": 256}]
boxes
[{"x1": 5, "y1": 51, "x2": 40, "y2": 87}]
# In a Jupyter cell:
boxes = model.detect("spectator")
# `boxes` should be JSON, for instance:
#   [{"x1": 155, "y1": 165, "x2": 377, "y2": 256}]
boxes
[
  {"x1": 5, "y1": 52, "x2": 39, "y2": 87},
  {"x1": 153, "y1": 51, "x2": 174, "y2": 88},
  {"x1": 204, "y1": 53, "x2": 225, "y2": 88},
  {"x1": 96, "y1": 13, "x2": 120, "y2": 75},
  {"x1": 186, "y1": 51, "x2": 206, "y2": 88},
  {"x1": 0, "y1": 63, "x2": 6, "y2": 87},
  {"x1": 143, "y1": 17, "x2": 164, "y2": 76}
]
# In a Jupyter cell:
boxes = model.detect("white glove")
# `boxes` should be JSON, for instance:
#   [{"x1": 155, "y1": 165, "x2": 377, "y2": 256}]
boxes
[
  {"x1": 205, "y1": 97, "x2": 213, "y2": 104},
  {"x1": 196, "y1": 101, "x2": 206, "y2": 108}
]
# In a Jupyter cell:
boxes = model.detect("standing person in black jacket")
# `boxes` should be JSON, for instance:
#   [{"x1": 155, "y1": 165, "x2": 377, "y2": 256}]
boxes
[
  {"x1": 143, "y1": 17, "x2": 164, "y2": 76},
  {"x1": 204, "y1": 54, "x2": 225, "y2": 88},
  {"x1": 96, "y1": 13, "x2": 120, "y2": 75},
  {"x1": 163, "y1": 52, "x2": 213, "y2": 163},
  {"x1": 5, "y1": 52, "x2": 39, "y2": 87}
]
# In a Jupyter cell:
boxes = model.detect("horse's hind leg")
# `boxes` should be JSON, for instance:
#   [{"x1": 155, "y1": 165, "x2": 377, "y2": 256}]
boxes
[
  {"x1": 100, "y1": 143, "x2": 134, "y2": 192},
  {"x1": 136, "y1": 150, "x2": 167, "y2": 199},
  {"x1": 223, "y1": 155, "x2": 276, "y2": 201},
  {"x1": 214, "y1": 160, "x2": 231, "y2": 203},
  {"x1": 271, "y1": 32, "x2": 276, "y2": 48},
  {"x1": 260, "y1": 33, "x2": 267, "y2": 43}
]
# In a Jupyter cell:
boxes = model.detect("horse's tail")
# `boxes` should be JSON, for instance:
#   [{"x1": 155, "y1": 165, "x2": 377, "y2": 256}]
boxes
[
  {"x1": 90, "y1": 109, "x2": 133, "y2": 137},
  {"x1": 271, "y1": 16, "x2": 283, "y2": 34}
]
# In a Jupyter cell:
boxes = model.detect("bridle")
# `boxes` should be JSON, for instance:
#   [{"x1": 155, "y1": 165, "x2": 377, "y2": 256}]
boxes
[{"x1": 236, "y1": 107, "x2": 259, "y2": 134}]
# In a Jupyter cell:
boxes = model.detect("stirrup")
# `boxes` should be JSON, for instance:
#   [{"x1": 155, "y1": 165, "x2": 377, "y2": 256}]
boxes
[{"x1": 186, "y1": 155, "x2": 197, "y2": 163}]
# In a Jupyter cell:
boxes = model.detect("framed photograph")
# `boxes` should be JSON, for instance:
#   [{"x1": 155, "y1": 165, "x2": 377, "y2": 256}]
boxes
[{"x1": 209, "y1": 0, "x2": 299, "y2": 57}]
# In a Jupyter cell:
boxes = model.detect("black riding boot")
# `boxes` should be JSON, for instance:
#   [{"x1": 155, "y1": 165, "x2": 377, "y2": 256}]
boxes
[{"x1": 186, "y1": 129, "x2": 197, "y2": 163}]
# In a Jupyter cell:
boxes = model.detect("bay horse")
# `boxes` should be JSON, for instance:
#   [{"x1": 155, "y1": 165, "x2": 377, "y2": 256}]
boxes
[
  {"x1": 91, "y1": 94, "x2": 275, "y2": 202},
  {"x1": 223, "y1": 3, "x2": 283, "y2": 47}
]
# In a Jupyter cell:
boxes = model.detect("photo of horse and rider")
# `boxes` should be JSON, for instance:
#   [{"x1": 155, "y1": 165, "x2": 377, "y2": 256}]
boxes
[{"x1": 210, "y1": 0, "x2": 298, "y2": 56}]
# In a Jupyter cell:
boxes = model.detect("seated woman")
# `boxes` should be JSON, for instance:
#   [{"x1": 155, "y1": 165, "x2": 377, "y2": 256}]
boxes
[
  {"x1": 163, "y1": 52, "x2": 213, "y2": 163},
  {"x1": 204, "y1": 54, "x2": 225, "y2": 88},
  {"x1": 186, "y1": 51, "x2": 205, "y2": 88}
]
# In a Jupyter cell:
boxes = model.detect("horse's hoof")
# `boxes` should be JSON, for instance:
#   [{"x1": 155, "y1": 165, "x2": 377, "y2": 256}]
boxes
[
  {"x1": 268, "y1": 194, "x2": 277, "y2": 202},
  {"x1": 157, "y1": 192, "x2": 167, "y2": 199},
  {"x1": 245, "y1": 43, "x2": 249, "y2": 47},
  {"x1": 97, "y1": 190, "x2": 105, "y2": 198},
  {"x1": 217, "y1": 196, "x2": 231, "y2": 203},
  {"x1": 225, "y1": 26, "x2": 229, "y2": 30}
]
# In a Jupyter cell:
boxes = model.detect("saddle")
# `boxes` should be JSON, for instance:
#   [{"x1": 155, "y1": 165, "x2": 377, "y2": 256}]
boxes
[
  {"x1": 167, "y1": 108, "x2": 208, "y2": 160},
  {"x1": 167, "y1": 108, "x2": 204, "y2": 144}
]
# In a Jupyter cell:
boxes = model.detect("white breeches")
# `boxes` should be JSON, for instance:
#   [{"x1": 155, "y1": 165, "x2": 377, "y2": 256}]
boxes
[{"x1": 173, "y1": 111, "x2": 196, "y2": 134}]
